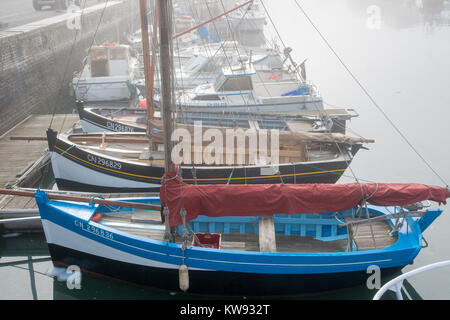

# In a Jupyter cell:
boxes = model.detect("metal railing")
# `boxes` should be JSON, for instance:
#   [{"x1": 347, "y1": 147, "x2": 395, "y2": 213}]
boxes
[{"x1": 373, "y1": 260, "x2": 450, "y2": 300}]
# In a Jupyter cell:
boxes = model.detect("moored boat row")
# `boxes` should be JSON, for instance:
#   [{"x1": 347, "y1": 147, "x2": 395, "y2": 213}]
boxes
[{"x1": 7, "y1": 0, "x2": 447, "y2": 298}]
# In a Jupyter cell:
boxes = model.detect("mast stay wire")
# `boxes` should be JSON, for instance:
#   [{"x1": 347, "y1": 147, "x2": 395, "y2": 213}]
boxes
[
  {"x1": 260, "y1": 0, "x2": 362, "y2": 184},
  {"x1": 216, "y1": 0, "x2": 277, "y2": 125},
  {"x1": 178, "y1": 1, "x2": 276, "y2": 128},
  {"x1": 184, "y1": 4, "x2": 385, "y2": 186},
  {"x1": 173, "y1": 1, "x2": 236, "y2": 127},
  {"x1": 292, "y1": 0, "x2": 448, "y2": 188},
  {"x1": 50, "y1": 0, "x2": 111, "y2": 130},
  {"x1": 44, "y1": 0, "x2": 93, "y2": 188},
  {"x1": 71, "y1": 0, "x2": 111, "y2": 103},
  {"x1": 201, "y1": 0, "x2": 260, "y2": 128},
  {"x1": 48, "y1": 0, "x2": 92, "y2": 129},
  {"x1": 173, "y1": 0, "x2": 276, "y2": 181},
  {"x1": 217, "y1": 0, "x2": 287, "y2": 184}
]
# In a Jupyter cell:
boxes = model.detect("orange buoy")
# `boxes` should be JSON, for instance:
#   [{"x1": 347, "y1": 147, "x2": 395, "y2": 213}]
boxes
[{"x1": 91, "y1": 213, "x2": 102, "y2": 222}]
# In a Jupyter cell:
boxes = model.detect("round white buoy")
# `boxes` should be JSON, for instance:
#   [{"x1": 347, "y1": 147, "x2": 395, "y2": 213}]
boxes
[{"x1": 179, "y1": 264, "x2": 189, "y2": 292}]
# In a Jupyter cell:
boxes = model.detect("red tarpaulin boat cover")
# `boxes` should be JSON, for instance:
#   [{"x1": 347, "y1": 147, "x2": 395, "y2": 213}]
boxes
[{"x1": 160, "y1": 173, "x2": 450, "y2": 227}]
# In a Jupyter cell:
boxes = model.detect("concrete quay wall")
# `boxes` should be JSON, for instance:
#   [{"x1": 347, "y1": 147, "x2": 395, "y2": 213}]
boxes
[{"x1": 0, "y1": 0, "x2": 139, "y2": 135}]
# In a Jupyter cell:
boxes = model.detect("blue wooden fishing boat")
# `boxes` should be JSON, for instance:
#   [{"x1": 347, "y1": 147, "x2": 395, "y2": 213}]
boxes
[{"x1": 34, "y1": 180, "x2": 449, "y2": 295}]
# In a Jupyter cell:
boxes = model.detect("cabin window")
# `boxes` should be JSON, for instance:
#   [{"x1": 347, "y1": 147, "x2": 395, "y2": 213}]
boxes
[
  {"x1": 109, "y1": 47, "x2": 129, "y2": 76},
  {"x1": 200, "y1": 56, "x2": 227, "y2": 73},
  {"x1": 90, "y1": 47, "x2": 109, "y2": 77},
  {"x1": 192, "y1": 94, "x2": 221, "y2": 101},
  {"x1": 109, "y1": 47, "x2": 127, "y2": 60},
  {"x1": 266, "y1": 55, "x2": 283, "y2": 69},
  {"x1": 184, "y1": 56, "x2": 207, "y2": 73},
  {"x1": 219, "y1": 76, "x2": 253, "y2": 91}
]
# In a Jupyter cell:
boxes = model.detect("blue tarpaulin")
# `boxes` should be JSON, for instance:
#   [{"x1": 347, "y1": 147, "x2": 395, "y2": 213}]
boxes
[
  {"x1": 281, "y1": 87, "x2": 310, "y2": 96},
  {"x1": 197, "y1": 26, "x2": 221, "y2": 43}
]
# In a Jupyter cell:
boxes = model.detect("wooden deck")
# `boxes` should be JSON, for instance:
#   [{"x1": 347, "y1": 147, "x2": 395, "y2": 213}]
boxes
[
  {"x1": 0, "y1": 114, "x2": 78, "y2": 188},
  {"x1": 0, "y1": 114, "x2": 77, "y2": 211},
  {"x1": 0, "y1": 114, "x2": 156, "y2": 218},
  {"x1": 348, "y1": 217, "x2": 397, "y2": 250},
  {"x1": 98, "y1": 210, "x2": 397, "y2": 253}
]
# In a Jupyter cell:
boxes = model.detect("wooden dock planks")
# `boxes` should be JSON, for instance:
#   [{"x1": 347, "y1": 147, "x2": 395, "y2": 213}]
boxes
[{"x1": 0, "y1": 114, "x2": 78, "y2": 189}]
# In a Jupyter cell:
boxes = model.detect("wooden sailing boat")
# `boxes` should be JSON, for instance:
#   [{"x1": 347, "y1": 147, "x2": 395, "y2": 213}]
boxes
[
  {"x1": 75, "y1": 100, "x2": 358, "y2": 135},
  {"x1": 29, "y1": 0, "x2": 450, "y2": 296},
  {"x1": 45, "y1": 122, "x2": 370, "y2": 192}
]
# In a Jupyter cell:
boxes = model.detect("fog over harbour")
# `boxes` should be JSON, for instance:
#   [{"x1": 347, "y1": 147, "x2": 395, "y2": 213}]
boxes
[{"x1": 0, "y1": 0, "x2": 449, "y2": 300}]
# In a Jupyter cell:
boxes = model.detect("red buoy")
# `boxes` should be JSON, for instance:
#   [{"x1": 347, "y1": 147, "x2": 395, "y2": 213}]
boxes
[{"x1": 91, "y1": 213, "x2": 102, "y2": 222}]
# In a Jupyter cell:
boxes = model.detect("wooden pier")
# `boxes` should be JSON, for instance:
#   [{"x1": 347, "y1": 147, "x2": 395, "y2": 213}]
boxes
[
  {"x1": 0, "y1": 114, "x2": 78, "y2": 189},
  {"x1": 0, "y1": 114, "x2": 162, "y2": 233},
  {"x1": 0, "y1": 114, "x2": 77, "y2": 231}
]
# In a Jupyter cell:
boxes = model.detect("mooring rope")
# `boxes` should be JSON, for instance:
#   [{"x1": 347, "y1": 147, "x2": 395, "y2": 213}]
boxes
[{"x1": 260, "y1": 0, "x2": 362, "y2": 185}]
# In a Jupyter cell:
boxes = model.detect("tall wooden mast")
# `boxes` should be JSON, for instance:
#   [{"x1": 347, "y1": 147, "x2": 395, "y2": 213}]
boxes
[
  {"x1": 151, "y1": 0, "x2": 254, "y2": 174},
  {"x1": 157, "y1": 0, "x2": 175, "y2": 173},
  {"x1": 138, "y1": 0, "x2": 154, "y2": 123}
]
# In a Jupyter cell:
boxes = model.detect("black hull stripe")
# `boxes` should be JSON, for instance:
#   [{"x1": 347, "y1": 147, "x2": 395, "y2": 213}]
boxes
[
  {"x1": 54, "y1": 171, "x2": 343, "y2": 193},
  {"x1": 55, "y1": 178, "x2": 161, "y2": 193},
  {"x1": 47, "y1": 243, "x2": 402, "y2": 296}
]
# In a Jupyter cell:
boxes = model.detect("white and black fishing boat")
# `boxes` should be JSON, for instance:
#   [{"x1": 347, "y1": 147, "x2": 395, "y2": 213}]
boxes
[
  {"x1": 46, "y1": 124, "x2": 370, "y2": 193},
  {"x1": 75, "y1": 101, "x2": 358, "y2": 134},
  {"x1": 76, "y1": 102, "x2": 148, "y2": 133}
]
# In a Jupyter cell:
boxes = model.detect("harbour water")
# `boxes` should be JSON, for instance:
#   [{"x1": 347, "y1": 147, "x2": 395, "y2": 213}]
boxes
[{"x1": 1, "y1": 0, "x2": 449, "y2": 300}]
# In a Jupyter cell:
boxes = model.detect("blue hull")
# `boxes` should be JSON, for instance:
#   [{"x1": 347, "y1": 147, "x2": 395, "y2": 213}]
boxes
[{"x1": 35, "y1": 191, "x2": 437, "y2": 295}]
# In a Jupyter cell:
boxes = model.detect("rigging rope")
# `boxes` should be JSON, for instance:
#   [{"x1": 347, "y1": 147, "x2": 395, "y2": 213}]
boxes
[
  {"x1": 49, "y1": 0, "x2": 111, "y2": 130},
  {"x1": 293, "y1": 0, "x2": 448, "y2": 188},
  {"x1": 260, "y1": 0, "x2": 362, "y2": 185},
  {"x1": 41, "y1": 0, "x2": 93, "y2": 188},
  {"x1": 48, "y1": 0, "x2": 89, "y2": 128},
  {"x1": 72, "y1": 0, "x2": 111, "y2": 101}
]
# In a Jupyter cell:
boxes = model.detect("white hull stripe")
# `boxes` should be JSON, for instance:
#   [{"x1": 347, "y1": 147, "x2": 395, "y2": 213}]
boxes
[
  {"x1": 42, "y1": 219, "x2": 181, "y2": 270},
  {"x1": 43, "y1": 218, "x2": 395, "y2": 270}
]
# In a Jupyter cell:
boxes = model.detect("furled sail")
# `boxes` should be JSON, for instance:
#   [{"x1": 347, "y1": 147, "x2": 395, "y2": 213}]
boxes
[{"x1": 160, "y1": 173, "x2": 450, "y2": 227}]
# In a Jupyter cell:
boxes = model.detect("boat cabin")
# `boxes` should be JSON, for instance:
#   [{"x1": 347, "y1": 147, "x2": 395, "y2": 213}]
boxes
[
  {"x1": 87, "y1": 44, "x2": 132, "y2": 78},
  {"x1": 73, "y1": 44, "x2": 136, "y2": 102},
  {"x1": 213, "y1": 64, "x2": 256, "y2": 92},
  {"x1": 187, "y1": 62, "x2": 313, "y2": 101},
  {"x1": 181, "y1": 52, "x2": 281, "y2": 76},
  {"x1": 182, "y1": 55, "x2": 227, "y2": 76}
]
